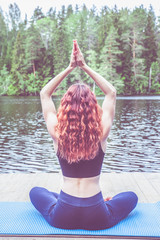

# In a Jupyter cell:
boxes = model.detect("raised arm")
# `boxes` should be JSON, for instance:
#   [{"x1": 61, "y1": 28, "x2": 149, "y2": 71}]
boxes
[
  {"x1": 75, "y1": 41, "x2": 116, "y2": 141},
  {"x1": 40, "y1": 42, "x2": 76, "y2": 140},
  {"x1": 83, "y1": 65, "x2": 116, "y2": 141}
]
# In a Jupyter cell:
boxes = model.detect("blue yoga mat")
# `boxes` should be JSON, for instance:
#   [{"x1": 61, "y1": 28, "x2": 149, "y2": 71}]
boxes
[{"x1": 0, "y1": 202, "x2": 160, "y2": 237}]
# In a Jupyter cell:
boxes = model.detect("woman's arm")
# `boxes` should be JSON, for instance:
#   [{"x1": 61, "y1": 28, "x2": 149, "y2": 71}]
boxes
[
  {"x1": 40, "y1": 42, "x2": 76, "y2": 140},
  {"x1": 83, "y1": 66, "x2": 116, "y2": 141},
  {"x1": 40, "y1": 66, "x2": 74, "y2": 98},
  {"x1": 75, "y1": 40, "x2": 116, "y2": 96},
  {"x1": 81, "y1": 64, "x2": 116, "y2": 96},
  {"x1": 75, "y1": 41, "x2": 116, "y2": 141}
]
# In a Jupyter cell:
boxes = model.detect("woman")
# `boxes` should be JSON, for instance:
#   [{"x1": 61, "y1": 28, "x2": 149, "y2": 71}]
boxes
[{"x1": 30, "y1": 40, "x2": 138, "y2": 230}]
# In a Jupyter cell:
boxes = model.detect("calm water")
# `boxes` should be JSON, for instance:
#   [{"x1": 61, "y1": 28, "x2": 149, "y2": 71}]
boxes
[{"x1": 0, "y1": 96, "x2": 160, "y2": 173}]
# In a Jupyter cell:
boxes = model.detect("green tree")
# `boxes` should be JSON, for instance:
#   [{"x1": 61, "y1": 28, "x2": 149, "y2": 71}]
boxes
[
  {"x1": 97, "y1": 6, "x2": 111, "y2": 51},
  {"x1": 143, "y1": 5, "x2": 158, "y2": 72},
  {"x1": 66, "y1": 4, "x2": 73, "y2": 18},
  {"x1": 25, "y1": 24, "x2": 44, "y2": 77},
  {"x1": 47, "y1": 7, "x2": 56, "y2": 19},
  {"x1": 31, "y1": 7, "x2": 45, "y2": 23},
  {"x1": 35, "y1": 17, "x2": 57, "y2": 80},
  {"x1": 2, "y1": 3, "x2": 22, "y2": 71},
  {"x1": 8, "y1": 3, "x2": 21, "y2": 31},
  {"x1": 53, "y1": 6, "x2": 70, "y2": 94},
  {"x1": 25, "y1": 72, "x2": 42, "y2": 95},
  {"x1": 0, "y1": 3, "x2": 160, "y2": 96},
  {"x1": 35, "y1": 17, "x2": 56, "y2": 50},
  {"x1": 150, "y1": 62, "x2": 160, "y2": 93},
  {"x1": 115, "y1": 8, "x2": 133, "y2": 94},
  {"x1": 0, "y1": 65, "x2": 11, "y2": 95},
  {"x1": 100, "y1": 26, "x2": 124, "y2": 94},
  {"x1": 128, "y1": 8, "x2": 148, "y2": 94},
  {"x1": 86, "y1": 49, "x2": 100, "y2": 94},
  {"x1": 8, "y1": 30, "x2": 26, "y2": 95},
  {"x1": 0, "y1": 9, "x2": 8, "y2": 69}
]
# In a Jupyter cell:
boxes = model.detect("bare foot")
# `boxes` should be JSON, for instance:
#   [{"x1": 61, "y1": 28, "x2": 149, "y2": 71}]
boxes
[{"x1": 104, "y1": 197, "x2": 112, "y2": 201}]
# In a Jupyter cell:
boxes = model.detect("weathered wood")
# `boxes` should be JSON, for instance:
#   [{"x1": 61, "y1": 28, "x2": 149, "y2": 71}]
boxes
[{"x1": 0, "y1": 172, "x2": 160, "y2": 202}]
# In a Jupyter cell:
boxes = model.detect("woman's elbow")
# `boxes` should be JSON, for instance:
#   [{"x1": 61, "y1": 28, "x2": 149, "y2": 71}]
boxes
[
  {"x1": 40, "y1": 89, "x2": 49, "y2": 100},
  {"x1": 110, "y1": 88, "x2": 116, "y2": 99},
  {"x1": 40, "y1": 90, "x2": 45, "y2": 98}
]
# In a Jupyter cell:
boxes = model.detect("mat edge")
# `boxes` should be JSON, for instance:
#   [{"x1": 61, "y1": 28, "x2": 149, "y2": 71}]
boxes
[{"x1": 0, "y1": 235, "x2": 160, "y2": 240}]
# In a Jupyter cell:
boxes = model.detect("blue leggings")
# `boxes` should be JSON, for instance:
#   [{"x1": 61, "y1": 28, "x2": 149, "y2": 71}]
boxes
[{"x1": 29, "y1": 187, "x2": 138, "y2": 230}]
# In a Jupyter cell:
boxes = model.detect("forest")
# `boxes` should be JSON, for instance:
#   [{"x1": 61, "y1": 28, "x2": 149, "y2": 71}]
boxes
[{"x1": 0, "y1": 3, "x2": 160, "y2": 96}]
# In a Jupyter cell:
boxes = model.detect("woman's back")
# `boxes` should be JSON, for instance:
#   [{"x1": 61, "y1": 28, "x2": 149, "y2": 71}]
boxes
[
  {"x1": 52, "y1": 82, "x2": 111, "y2": 197},
  {"x1": 56, "y1": 141, "x2": 105, "y2": 197},
  {"x1": 30, "y1": 40, "x2": 138, "y2": 230}
]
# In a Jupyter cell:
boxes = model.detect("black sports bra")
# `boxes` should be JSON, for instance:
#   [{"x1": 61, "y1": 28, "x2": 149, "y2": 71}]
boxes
[{"x1": 57, "y1": 145, "x2": 105, "y2": 178}]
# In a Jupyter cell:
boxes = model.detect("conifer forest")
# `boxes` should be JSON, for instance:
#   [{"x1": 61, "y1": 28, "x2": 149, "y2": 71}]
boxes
[{"x1": 0, "y1": 3, "x2": 160, "y2": 96}]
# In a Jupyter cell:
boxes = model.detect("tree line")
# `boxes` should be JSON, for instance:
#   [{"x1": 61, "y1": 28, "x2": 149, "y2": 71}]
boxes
[{"x1": 0, "y1": 3, "x2": 160, "y2": 96}]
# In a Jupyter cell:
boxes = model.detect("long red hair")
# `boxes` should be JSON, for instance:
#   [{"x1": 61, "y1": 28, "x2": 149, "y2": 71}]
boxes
[{"x1": 56, "y1": 83, "x2": 103, "y2": 163}]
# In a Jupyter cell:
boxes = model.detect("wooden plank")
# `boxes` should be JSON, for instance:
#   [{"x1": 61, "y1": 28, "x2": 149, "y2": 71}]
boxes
[
  {"x1": 0, "y1": 173, "x2": 160, "y2": 202},
  {"x1": 120, "y1": 173, "x2": 148, "y2": 203},
  {"x1": 100, "y1": 172, "x2": 116, "y2": 198},
  {"x1": 0, "y1": 173, "x2": 61, "y2": 202},
  {"x1": 133, "y1": 173, "x2": 160, "y2": 202},
  {"x1": 145, "y1": 173, "x2": 160, "y2": 196}
]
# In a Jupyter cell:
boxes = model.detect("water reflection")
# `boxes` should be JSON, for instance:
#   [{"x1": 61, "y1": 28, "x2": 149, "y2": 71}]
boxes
[{"x1": 0, "y1": 96, "x2": 160, "y2": 173}]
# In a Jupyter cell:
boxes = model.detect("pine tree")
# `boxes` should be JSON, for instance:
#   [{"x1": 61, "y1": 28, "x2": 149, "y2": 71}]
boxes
[
  {"x1": 143, "y1": 5, "x2": 158, "y2": 72},
  {"x1": 8, "y1": 3, "x2": 21, "y2": 31},
  {"x1": 100, "y1": 26, "x2": 124, "y2": 94},
  {"x1": 66, "y1": 5, "x2": 73, "y2": 18},
  {"x1": 25, "y1": 24, "x2": 44, "y2": 77},
  {"x1": 53, "y1": 6, "x2": 70, "y2": 94},
  {"x1": 4, "y1": 3, "x2": 22, "y2": 71},
  {"x1": 150, "y1": 62, "x2": 160, "y2": 93},
  {"x1": 98, "y1": 6, "x2": 109, "y2": 47},
  {"x1": 31, "y1": 7, "x2": 45, "y2": 23},
  {"x1": 0, "y1": 65, "x2": 11, "y2": 95},
  {"x1": 0, "y1": 9, "x2": 8, "y2": 69},
  {"x1": 142, "y1": 6, "x2": 158, "y2": 92},
  {"x1": 87, "y1": 6, "x2": 99, "y2": 51},
  {"x1": 35, "y1": 17, "x2": 56, "y2": 80},
  {"x1": 128, "y1": 7, "x2": 148, "y2": 94},
  {"x1": 115, "y1": 8, "x2": 133, "y2": 94},
  {"x1": 86, "y1": 49, "x2": 100, "y2": 94},
  {"x1": 8, "y1": 30, "x2": 26, "y2": 95}
]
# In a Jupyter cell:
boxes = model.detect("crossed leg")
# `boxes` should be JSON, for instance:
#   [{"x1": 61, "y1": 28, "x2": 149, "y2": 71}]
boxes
[
  {"x1": 29, "y1": 187, "x2": 59, "y2": 223},
  {"x1": 104, "y1": 191, "x2": 138, "y2": 227}
]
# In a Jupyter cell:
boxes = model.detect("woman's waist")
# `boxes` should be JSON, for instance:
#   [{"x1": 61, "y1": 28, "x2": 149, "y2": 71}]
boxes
[
  {"x1": 61, "y1": 175, "x2": 101, "y2": 198},
  {"x1": 58, "y1": 190, "x2": 103, "y2": 207}
]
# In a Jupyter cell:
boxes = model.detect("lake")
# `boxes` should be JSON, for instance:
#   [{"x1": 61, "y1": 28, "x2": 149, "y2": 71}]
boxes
[{"x1": 0, "y1": 96, "x2": 160, "y2": 173}]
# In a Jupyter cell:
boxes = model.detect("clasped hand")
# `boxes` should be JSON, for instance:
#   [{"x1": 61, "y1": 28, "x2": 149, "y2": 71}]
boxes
[{"x1": 69, "y1": 40, "x2": 86, "y2": 69}]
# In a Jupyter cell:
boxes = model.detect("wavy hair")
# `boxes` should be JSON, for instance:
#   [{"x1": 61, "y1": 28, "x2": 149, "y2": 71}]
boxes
[{"x1": 56, "y1": 83, "x2": 103, "y2": 163}]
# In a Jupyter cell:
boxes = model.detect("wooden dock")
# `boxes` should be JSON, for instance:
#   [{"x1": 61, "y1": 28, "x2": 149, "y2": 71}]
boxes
[{"x1": 0, "y1": 172, "x2": 160, "y2": 240}]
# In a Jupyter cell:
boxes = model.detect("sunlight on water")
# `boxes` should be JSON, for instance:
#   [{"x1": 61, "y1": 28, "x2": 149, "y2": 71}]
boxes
[{"x1": 0, "y1": 96, "x2": 160, "y2": 173}]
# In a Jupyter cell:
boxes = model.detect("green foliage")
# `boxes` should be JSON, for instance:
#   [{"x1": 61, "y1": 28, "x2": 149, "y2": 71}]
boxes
[
  {"x1": 0, "y1": 10, "x2": 7, "y2": 69},
  {"x1": 99, "y1": 26, "x2": 124, "y2": 94},
  {"x1": 0, "y1": 4, "x2": 160, "y2": 96},
  {"x1": 143, "y1": 6, "x2": 158, "y2": 72},
  {"x1": 26, "y1": 73, "x2": 41, "y2": 95},
  {"x1": 150, "y1": 61, "x2": 160, "y2": 93},
  {"x1": 0, "y1": 65, "x2": 11, "y2": 95}
]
